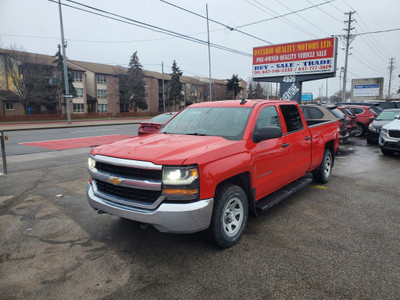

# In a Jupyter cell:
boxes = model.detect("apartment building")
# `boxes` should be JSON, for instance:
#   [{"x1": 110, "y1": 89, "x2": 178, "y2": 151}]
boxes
[{"x1": 0, "y1": 48, "x2": 246, "y2": 117}]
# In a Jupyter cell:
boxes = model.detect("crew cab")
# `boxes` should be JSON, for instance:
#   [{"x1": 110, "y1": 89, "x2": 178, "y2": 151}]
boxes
[{"x1": 87, "y1": 100, "x2": 340, "y2": 248}]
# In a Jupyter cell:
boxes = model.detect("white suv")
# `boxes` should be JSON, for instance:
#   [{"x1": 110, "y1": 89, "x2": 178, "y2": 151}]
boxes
[{"x1": 379, "y1": 115, "x2": 400, "y2": 155}]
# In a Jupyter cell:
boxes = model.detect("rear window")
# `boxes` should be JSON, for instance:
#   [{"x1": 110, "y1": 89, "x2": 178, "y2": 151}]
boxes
[
  {"x1": 301, "y1": 107, "x2": 324, "y2": 119},
  {"x1": 329, "y1": 108, "x2": 345, "y2": 118},
  {"x1": 369, "y1": 107, "x2": 381, "y2": 114},
  {"x1": 280, "y1": 105, "x2": 304, "y2": 133}
]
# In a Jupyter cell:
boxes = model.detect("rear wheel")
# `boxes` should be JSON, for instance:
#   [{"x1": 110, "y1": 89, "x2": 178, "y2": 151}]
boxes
[
  {"x1": 312, "y1": 149, "x2": 333, "y2": 183},
  {"x1": 208, "y1": 184, "x2": 248, "y2": 248},
  {"x1": 353, "y1": 123, "x2": 365, "y2": 137}
]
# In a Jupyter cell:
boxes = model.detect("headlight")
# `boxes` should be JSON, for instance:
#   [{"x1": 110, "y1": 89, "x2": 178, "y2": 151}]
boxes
[
  {"x1": 162, "y1": 165, "x2": 199, "y2": 200},
  {"x1": 381, "y1": 128, "x2": 387, "y2": 134},
  {"x1": 88, "y1": 157, "x2": 97, "y2": 171},
  {"x1": 368, "y1": 123, "x2": 377, "y2": 132}
]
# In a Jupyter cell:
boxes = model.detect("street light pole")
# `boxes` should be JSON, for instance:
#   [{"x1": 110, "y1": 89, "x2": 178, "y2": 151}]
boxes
[{"x1": 58, "y1": 0, "x2": 71, "y2": 124}]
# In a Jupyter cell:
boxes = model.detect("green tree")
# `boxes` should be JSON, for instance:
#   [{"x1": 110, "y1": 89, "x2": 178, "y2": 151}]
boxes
[
  {"x1": 168, "y1": 60, "x2": 183, "y2": 109},
  {"x1": 254, "y1": 82, "x2": 264, "y2": 99},
  {"x1": 119, "y1": 51, "x2": 147, "y2": 112},
  {"x1": 54, "y1": 44, "x2": 77, "y2": 100},
  {"x1": 247, "y1": 82, "x2": 254, "y2": 99},
  {"x1": 226, "y1": 74, "x2": 242, "y2": 100}
]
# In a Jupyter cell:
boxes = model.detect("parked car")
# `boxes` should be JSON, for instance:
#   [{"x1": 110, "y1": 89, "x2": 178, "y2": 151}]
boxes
[
  {"x1": 367, "y1": 109, "x2": 400, "y2": 144},
  {"x1": 337, "y1": 105, "x2": 378, "y2": 137},
  {"x1": 379, "y1": 115, "x2": 400, "y2": 155},
  {"x1": 336, "y1": 106, "x2": 358, "y2": 136},
  {"x1": 300, "y1": 104, "x2": 348, "y2": 143},
  {"x1": 138, "y1": 112, "x2": 177, "y2": 136}
]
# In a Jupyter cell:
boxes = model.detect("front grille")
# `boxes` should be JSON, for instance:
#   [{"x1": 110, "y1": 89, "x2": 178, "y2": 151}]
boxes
[
  {"x1": 96, "y1": 180, "x2": 161, "y2": 204},
  {"x1": 389, "y1": 130, "x2": 400, "y2": 138},
  {"x1": 96, "y1": 161, "x2": 162, "y2": 181},
  {"x1": 384, "y1": 142, "x2": 400, "y2": 149}
]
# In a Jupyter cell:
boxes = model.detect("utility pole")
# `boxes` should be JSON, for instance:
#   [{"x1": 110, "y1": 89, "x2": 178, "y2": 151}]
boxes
[
  {"x1": 341, "y1": 11, "x2": 355, "y2": 103},
  {"x1": 206, "y1": 4, "x2": 212, "y2": 101},
  {"x1": 162, "y1": 62, "x2": 166, "y2": 112},
  {"x1": 387, "y1": 58, "x2": 396, "y2": 99},
  {"x1": 58, "y1": 0, "x2": 71, "y2": 124}
]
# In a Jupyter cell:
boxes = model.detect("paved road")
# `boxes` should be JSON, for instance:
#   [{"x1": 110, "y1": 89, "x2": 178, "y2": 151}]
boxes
[
  {"x1": 4, "y1": 124, "x2": 139, "y2": 156},
  {"x1": 0, "y1": 137, "x2": 399, "y2": 299}
]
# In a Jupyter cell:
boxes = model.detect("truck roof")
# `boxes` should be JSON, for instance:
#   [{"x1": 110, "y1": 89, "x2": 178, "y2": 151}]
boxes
[{"x1": 189, "y1": 99, "x2": 294, "y2": 108}]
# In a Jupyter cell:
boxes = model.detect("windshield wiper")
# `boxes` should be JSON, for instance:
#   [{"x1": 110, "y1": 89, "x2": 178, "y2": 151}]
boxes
[{"x1": 187, "y1": 132, "x2": 208, "y2": 136}]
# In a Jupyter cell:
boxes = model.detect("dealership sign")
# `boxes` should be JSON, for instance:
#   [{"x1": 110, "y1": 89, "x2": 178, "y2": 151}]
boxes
[
  {"x1": 253, "y1": 37, "x2": 336, "y2": 78},
  {"x1": 353, "y1": 84, "x2": 380, "y2": 97}
]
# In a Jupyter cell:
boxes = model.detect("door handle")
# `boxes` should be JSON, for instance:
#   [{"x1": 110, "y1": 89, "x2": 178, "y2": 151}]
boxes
[
  {"x1": 305, "y1": 136, "x2": 311, "y2": 140},
  {"x1": 282, "y1": 143, "x2": 290, "y2": 148}
]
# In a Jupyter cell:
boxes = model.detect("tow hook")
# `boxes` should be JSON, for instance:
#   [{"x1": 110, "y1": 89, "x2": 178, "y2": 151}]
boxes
[{"x1": 140, "y1": 223, "x2": 149, "y2": 229}]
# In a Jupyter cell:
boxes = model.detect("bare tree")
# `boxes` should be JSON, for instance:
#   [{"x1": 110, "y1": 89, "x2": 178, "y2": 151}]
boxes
[{"x1": 0, "y1": 48, "x2": 57, "y2": 114}]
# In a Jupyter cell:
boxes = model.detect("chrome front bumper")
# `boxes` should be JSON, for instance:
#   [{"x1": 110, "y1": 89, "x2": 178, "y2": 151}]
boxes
[{"x1": 87, "y1": 183, "x2": 214, "y2": 233}]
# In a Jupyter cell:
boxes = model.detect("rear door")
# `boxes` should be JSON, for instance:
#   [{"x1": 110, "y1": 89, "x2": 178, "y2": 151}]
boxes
[
  {"x1": 279, "y1": 104, "x2": 312, "y2": 181},
  {"x1": 252, "y1": 104, "x2": 291, "y2": 198}
]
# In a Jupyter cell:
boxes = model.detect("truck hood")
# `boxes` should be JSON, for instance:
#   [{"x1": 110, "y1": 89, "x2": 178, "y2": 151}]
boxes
[{"x1": 90, "y1": 133, "x2": 237, "y2": 165}]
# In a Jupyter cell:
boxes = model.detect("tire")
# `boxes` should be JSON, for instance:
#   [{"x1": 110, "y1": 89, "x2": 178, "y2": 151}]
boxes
[
  {"x1": 208, "y1": 184, "x2": 248, "y2": 248},
  {"x1": 353, "y1": 123, "x2": 365, "y2": 137},
  {"x1": 312, "y1": 149, "x2": 333, "y2": 184},
  {"x1": 380, "y1": 147, "x2": 393, "y2": 155}
]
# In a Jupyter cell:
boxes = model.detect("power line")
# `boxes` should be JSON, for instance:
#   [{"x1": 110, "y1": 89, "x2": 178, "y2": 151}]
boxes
[
  {"x1": 48, "y1": 0, "x2": 252, "y2": 57},
  {"x1": 245, "y1": 0, "x2": 318, "y2": 38},
  {"x1": 160, "y1": 0, "x2": 273, "y2": 45},
  {"x1": 237, "y1": 0, "x2": 334, "y2": 29},
  {"x1": 305, "y1": 0, "x2": 343, "y2": 23},
  {"x1": 273, "y1": 0, "x2": 332, "y2": 36}
]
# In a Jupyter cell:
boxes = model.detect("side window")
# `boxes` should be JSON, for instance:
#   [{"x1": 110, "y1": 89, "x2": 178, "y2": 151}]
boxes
[
  {"x1": 351, "y1": 107, "x2": 364, "y2": 114},
  {"x1": 280, "y1": 104, "x2": 304, "y2": 133},
  {"x1": 255, "y1": 106, "x2": 281, "y2": 130}
]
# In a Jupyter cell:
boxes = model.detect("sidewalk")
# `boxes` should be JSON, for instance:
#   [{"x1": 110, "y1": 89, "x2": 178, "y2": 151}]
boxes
[{"x1": 0, "y1": 118, "x2": 147, "y2": 131}]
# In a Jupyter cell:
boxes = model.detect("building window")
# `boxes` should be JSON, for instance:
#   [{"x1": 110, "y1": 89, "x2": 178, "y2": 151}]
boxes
[
  {"x1": 76, "y1": 88, "x2": 84, "y2": 97},
  {"x1": 73, "y1": 103, "x2": 84, "y2": 113},
  {"x1": 98, "y1": 104, "x2": 108, "y2": 112},
  {"x1": 72, "y1": 72, "x2": 83, "y2": 82},
  {"x1": 96, "y1": 74, "x2": 107, "y2": 84},
  {"x1": 97, "y1": 89, "x2": 107, "y2": 98},
  {"x1": 5, "y1": 102, "x2": 14, "y2": 110}
]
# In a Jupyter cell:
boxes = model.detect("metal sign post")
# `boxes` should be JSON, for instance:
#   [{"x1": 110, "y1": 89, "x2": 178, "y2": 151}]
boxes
[{"x1": 0, "y1": 130, "x2": 7, "y2": 178}]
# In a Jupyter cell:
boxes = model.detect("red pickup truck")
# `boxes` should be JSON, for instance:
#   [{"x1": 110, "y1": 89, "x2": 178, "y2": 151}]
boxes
[{"x1": 87, "y1": 100, "x2": 339, "y2": 247}]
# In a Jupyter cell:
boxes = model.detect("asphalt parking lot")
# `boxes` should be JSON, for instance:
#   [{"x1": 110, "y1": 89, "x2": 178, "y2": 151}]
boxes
[{"x1": 0, "y1": 137, "x2": 399, "y2": 299}]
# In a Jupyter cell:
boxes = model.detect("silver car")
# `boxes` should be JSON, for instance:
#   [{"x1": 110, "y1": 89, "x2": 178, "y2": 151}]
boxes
[{"x1": 379, "y1": 115, "x2": 400, "y2": 155}]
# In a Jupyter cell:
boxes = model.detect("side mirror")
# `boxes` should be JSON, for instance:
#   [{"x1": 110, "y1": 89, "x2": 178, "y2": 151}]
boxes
[
  {"x1": 394, "y1": 115, "x2": 400, "y2": 120},
  {"x1": 253, "y1": 127, "x2": 282, "y2": 143}
]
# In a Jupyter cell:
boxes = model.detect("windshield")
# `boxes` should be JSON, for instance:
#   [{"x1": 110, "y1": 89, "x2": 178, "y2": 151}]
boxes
[
  {"x1": 376, "y1": 111, "x2": 400, "y2": 121},
  {"x1": 159, "y1": 106, "x2": 252, "y2": 140}
]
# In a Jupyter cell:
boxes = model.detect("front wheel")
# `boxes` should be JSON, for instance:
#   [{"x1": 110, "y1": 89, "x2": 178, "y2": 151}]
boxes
[
  {"x1": 312, "y1": 149, "x2": 333, "y2": 183},
  {"x1": 380, "y1": 147, "x2": 393, "y2": 155},
  {"x1": 208, "y1": 184, "x2": 248, "y2": 248}
]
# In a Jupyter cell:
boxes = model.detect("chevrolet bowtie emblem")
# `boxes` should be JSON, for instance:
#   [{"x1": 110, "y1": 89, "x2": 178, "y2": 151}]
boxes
[{"x1": 110, "y1": 177, "x2": 123, "y2": 185}]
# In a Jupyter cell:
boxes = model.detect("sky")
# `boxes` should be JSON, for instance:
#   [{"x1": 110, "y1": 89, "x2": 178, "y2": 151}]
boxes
[{"x1": 1, "y1": 0, "x2": 399, "y2": 100}]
